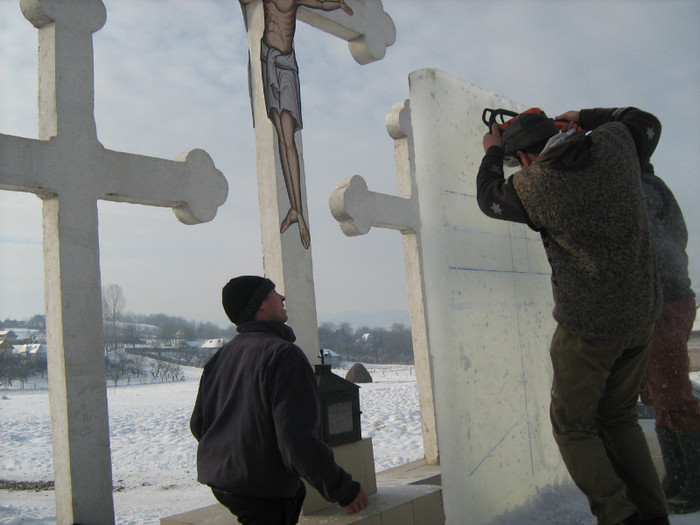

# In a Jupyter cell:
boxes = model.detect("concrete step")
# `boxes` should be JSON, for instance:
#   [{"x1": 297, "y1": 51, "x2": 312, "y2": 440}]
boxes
[
  {"x1": 376, "y1": 459, "x2": 441, "y2": 487},
  {"x1": 160, "y1": 484, "x2": 443, "y2": 525},
  {"x1": 161, "y1": 459, "x2": 444, "y2": 525}
]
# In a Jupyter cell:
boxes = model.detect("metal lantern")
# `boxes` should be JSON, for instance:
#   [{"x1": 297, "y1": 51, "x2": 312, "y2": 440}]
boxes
[{"x1": 315, "y1": 355, "x2": 362, "y2": 446}]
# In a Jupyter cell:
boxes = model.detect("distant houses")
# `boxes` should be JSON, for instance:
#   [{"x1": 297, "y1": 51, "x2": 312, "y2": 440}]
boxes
[
  {"x1": 320, "y1": 348, "x2": 341, "y2": 366},
  {"x1": 0, "y1": 329, "x2": 47, "y2": 358},
  {"x1": 12, "y1": 343, "x2": 48, "y2": 357},
  {"x1": 201, "y1": 338, "x2": 227, "y2": 351},
  {"x1": 0, "y1": 328, "x2": 45, "y2": 344},
  {"x1": 0, "y1": 330, "x2": 18, "y2": 343},
  {"x1": 0, "y1": 339, "x2": 14, "y2": 357}
]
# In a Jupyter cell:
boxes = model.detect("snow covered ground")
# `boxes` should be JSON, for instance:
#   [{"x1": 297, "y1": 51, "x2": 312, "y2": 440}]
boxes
[
  {"x1": 1, "y1": 364, "x2": 698, "y2": 524},
  {"x1": 0, "y1": 363, "x2": 423, "y2": 524}
]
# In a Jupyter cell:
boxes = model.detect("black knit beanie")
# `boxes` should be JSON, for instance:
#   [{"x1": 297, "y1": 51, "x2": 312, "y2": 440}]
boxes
[{"x1": 222, "y1": 276, "x2": 276, "y2": 325}]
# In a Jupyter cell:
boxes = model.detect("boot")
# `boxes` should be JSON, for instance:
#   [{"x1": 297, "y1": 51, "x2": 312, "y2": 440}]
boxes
[
  {"x1": 655, "y1": 426, "x2": 685, "y2": 498},
  {"x1": 667, "y1": 430, "x2": 700, "y2": 514}
]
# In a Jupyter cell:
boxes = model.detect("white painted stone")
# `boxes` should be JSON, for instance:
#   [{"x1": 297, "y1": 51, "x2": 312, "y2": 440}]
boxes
[
  {"x1": 330, "y1": 97, "x2": 439, "y2": 465},
  {"x1": 302, "y1": 438, "x2": 377, "y2": 514},
  {"x1": 295, "y1": 0, "x2": 396, "y2": 64},
  {"x1": 240, "y1": 0, "x2": 395, "y2": 365},
  {"x1": 330, "y1": 174, "x2": 418, "y2": 236},
  {"x1": 330, "y1": 69, "x2": 571, "y2": 524},
  {"x1": 0, "y1": 1, "x2": 227, "y2": 523}
]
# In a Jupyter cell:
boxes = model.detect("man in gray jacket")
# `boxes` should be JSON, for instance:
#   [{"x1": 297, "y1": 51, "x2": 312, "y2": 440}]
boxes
[
  {"x1": 477, "y1": 107, "x2": 667, "y2": 525},
  {"x1": 191, "y1": 275, "x2": 368, "y2": 524},
  {"x1": 639, "y1": 163, "x2": 700, "y2": 514}
]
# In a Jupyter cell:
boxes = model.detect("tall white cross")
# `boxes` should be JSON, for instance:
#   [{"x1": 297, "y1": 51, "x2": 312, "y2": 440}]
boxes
[
  {"x1": 329, "y1": 99, "x2": 439, "y2": 463},
  {"x1": 240, "y1": 0, "x2": 395, "y2": 363},
  {"x1": 0, "y1": 1, "x2": 227, "y2": 523}
]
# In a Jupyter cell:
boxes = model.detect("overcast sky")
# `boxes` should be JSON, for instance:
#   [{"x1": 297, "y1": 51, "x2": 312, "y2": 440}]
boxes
[{"x1": 1, "y1": 0, "x2": 698, "y2": 328}]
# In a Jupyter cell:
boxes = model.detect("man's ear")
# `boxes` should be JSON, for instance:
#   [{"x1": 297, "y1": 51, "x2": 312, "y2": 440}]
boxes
[
  {"x1": 253, "y1": 294, "x2": 271, "y2": 321},
  {"x1": 517, "y1": 151, "x2": 534, "y2": 167}
]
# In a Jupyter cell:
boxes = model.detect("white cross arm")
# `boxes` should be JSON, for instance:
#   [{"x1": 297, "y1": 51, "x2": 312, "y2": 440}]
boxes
[
  {"x1": 0, "y1": 134, "x2": 228, "y2": 225},
  {"x1": 300, "y1": 0, "x2": 395, "y2": 64},
  {"x1": 0, "y1": 134, "x2": 55, "y2": 197},
  {"x1": 329, "y1": 174, "x2": 418, "y2": 236},
  {"x1": 242, "y1": 0, "x2": 395, "y2": 64},
  {"x1": 20, "y1": 0, "x2": 106, "y2": 30},
  {"x1": 101, "y1": 148, "x2": 229, "y2": 225}
]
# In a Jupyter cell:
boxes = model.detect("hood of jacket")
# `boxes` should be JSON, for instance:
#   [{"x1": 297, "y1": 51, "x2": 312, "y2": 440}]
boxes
[{"x1": 537, "y1": 130, "x2": 593, "y2": 171}]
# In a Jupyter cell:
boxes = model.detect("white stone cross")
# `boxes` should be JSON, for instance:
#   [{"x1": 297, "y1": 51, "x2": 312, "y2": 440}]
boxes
[
  {"x1": 329, "y1": 99, "x2": 439, "y2": 464},
  {"x1": 330, "y1": 173, "x2": 419, "y2": 236},
  {"x1": 240, "y1": 0, "x2": 395, "y2": 363},
  {"x1": 0, "y1": 1, "x2": 227, "y2": 523}
]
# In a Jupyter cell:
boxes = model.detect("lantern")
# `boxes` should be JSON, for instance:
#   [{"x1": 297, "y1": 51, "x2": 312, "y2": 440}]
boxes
[{"x1": 315, "y1": 355, "x2": 362, "y2": 446}]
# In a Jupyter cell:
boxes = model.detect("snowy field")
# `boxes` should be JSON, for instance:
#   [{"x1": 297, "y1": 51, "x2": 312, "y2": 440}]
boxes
[
  {"x1": 1, "y1": 363, "x2": 699, "y2": 524},
  {"x1": 0, "y1": 363, "x2": 423, "y2": 524}
]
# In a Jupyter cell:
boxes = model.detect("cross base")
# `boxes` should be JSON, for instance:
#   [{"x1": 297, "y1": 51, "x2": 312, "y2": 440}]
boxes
[
  {"x1": 161, "y1": 458, "x2": 444, "y2": 525},
  {"x1": 302, "y1": 438, "x2": 376, "y2": 514}
]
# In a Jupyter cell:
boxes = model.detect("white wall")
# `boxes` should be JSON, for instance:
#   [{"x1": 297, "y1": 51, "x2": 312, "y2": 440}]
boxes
[{"x1": 404, "y1": 69, "x2": 571, "y2": 524}]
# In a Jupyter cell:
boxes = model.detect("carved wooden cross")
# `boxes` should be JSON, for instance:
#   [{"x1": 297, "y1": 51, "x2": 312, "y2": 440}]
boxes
[
  {"x1": 239, "y1": 0, "x2": 396, "y2": 362},
  {"x1": 0, "y1": 1, "x2": 227, "y2": 523}
]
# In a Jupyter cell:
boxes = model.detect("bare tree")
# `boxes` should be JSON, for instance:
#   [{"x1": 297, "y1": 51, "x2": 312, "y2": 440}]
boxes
[{"x1": 102, "y1": 283, "x2": 126, "y2": 353}]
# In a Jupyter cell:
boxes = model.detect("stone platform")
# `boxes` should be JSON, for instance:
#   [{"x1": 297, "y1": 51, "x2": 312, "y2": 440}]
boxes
[{"x1": 160, "y1": 459, "x2": 444, "y2": 525}]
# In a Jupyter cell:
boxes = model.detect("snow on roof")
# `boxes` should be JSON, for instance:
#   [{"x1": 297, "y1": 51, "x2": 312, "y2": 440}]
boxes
[
  {"x1": 13, "y1": 343, "x2": 47, "y2": 356},
  {"x1": 201, "y1": 338, "x2": 227, "y2": 349}
]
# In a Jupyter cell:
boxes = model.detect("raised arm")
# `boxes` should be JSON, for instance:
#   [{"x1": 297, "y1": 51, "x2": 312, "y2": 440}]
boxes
[
  {"x1": 558, "y1": 107, "x2": 661, "y2": 167},
  {"x1": 298, "y1": 0, "x2": 353, "y2": 15},
  {"x1": 476, "y1": 124, "x2": 536, "y2": 228}
]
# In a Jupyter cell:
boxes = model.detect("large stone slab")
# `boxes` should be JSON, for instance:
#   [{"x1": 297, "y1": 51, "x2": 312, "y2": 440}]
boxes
[
  {"x1": 391, "y1": 69, "x2": 570, "y2": 524},
  {"x1": 330, "y1": 68, "x2": 573, "y2": 524}
]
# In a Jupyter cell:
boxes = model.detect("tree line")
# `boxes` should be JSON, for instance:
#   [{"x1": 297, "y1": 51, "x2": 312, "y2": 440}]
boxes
[
  {"x1": 0, "y1": 314, "x2": 46, "y2": 331},
  {"x1": 1, "y1": 284, "x2": 415, "y2": 388},
  {"x1": 318, "y1": 322, "x2": 413, "y2": 364},
  {"x1": 101, "y1": 283, "x2": 234, "y2": 352},
  {"x1": 100, "y1": 284, "x2": 415, "y2": 363},
  {"x1": 0, "y1": 352, "x2": 186, "y2": 390}
]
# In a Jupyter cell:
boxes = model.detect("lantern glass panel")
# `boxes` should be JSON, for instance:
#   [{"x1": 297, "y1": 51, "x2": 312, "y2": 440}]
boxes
[{"x1": 327, "y1": 400, "x2": 354, "y2": 436}]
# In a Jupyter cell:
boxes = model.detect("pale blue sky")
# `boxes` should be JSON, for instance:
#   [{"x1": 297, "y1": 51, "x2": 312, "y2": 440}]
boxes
[{"x1": 1, "y1": 0, "x2": 699, "y2": 328}]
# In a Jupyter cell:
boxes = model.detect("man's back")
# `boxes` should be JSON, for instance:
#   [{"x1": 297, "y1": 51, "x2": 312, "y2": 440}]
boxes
[
  {"x1": 192, "y1": 321, "x2": 308, "y2": 496},
  {"x1": 191, "y1": 320, "x2": 359, "y2": 504},
  {"x1": 512, "y1": 120, "x2": 661, "y2": 340}
]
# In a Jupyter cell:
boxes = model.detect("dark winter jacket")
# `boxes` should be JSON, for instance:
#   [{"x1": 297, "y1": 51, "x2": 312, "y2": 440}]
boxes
[
  {"x1": 190, "y1": 320, "x2": 359, "y2": 505},
  {"x1": 641, "y1": 164, "x2": 694, "y2": 302},
  {"x1": 477, "y1": 107, "x2": 662, "y2": 341}
]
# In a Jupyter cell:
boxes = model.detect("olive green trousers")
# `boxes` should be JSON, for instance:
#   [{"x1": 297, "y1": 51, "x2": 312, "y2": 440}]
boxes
[{"x1": 549, "y1": 324, "x2": 668, "y2": 525}]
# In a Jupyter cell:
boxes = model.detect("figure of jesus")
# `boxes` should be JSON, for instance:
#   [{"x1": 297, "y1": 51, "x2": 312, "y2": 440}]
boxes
[{"x1": 261, "y1": 0, "x2": 353, "y2": 249}]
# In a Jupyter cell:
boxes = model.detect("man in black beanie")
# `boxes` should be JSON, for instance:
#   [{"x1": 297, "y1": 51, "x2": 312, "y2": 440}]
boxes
[{"x1": 191, "y1": 275, "x2": 368, "y2": 524}]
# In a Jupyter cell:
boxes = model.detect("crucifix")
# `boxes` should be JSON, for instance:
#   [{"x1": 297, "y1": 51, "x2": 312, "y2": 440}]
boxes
[
  {"x1": 0, "y1": 1, "x2": 227, "y2": 523},
  {"x1": 239, "y1": 0, "x2": 396, "y2": 363}
]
